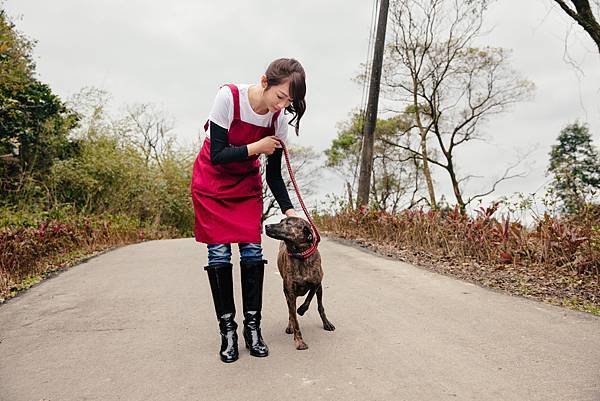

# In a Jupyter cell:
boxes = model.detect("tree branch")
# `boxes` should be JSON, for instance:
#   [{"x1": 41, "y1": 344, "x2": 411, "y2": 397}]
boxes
[{"x1": 553, "y1": 0, "x2": 600, "y2": 52}]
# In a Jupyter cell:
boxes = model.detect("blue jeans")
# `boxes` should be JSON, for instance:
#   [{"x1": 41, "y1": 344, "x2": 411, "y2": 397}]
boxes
[{"x1": 207, "y1": 243, "x2": 263, "y2": 266}]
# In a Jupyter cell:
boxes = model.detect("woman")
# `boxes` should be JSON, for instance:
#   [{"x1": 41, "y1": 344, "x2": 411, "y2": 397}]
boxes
[{"x1": 191, "y1": 58, "x2": 306, "y2": 363}]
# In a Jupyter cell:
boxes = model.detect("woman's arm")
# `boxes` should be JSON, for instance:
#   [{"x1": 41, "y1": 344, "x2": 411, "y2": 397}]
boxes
[
  {"x1": 266, "y1": 148, "x2": 295, "y2": 214},
  {"x1": 209, "y1": 121, "x2": 249, "y2": 164}
]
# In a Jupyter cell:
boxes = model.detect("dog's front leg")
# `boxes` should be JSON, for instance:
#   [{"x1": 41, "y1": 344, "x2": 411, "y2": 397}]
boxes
[
  {"x1": 316, "y1": 285, "x2": 335, "y2": 331},
  {"x1": 297, "y1": 285, "x2": 317, "y2": 316},
  {"x1": 284, "y1": 287, "x2": 308, "y2": 350}
]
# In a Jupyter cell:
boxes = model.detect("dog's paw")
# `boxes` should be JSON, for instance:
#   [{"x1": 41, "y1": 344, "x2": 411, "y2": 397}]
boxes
[
  {"x1": 323, "y1": 321, "x2": 336, "y2": 331},
  {"x1": 297, "y1": 305, "x2": 308, "y2": 316},
  {"x1": 295, "y1": 340, "x2": 309, "y2": 350},
  {"x1": 285, "y1": 326, "x2": 293, "y2": 334}
]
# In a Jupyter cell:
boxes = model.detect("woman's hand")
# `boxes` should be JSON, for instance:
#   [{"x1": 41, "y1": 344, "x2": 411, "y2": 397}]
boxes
[
  {"x1": 284, "y1": 209, "x2": 300, "y2": 218},
  {"x1": 247, "y1": 136, "x2": 279, "y2": 156}
]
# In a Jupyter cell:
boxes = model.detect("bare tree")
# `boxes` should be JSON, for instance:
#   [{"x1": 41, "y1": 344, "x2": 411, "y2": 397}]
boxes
[
  {"x1": 382, "y1": 0, "x2": 487, "y2": 210},
  {"x1": 552, "y1": 0, "x2": 600, "y2": 53},
  {"x1": 382, "y1": 0, "x2": 534, "y2": 213},
  {"x1": 261, "y1": 145, "x2": 322, "y2": 223},
  {"x1": 121, "y1": 104, "x2": 175, "y2": 170}
]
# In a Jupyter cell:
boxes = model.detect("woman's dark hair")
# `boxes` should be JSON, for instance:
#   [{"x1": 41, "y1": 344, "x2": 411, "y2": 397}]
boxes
[{"x1": 264, "y1": 58, "x2": 306, "y2": 136}]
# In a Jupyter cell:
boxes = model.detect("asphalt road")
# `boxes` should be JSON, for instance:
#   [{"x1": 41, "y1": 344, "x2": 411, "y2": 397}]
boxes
[{"x1": 1, "y1": 236, "x2": 599, "y2": 401}]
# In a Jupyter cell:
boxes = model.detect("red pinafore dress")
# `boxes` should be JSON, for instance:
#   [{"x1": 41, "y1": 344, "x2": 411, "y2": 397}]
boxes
[{"x1": 191, "y1": 84, "x2": 281, "y2": 244}]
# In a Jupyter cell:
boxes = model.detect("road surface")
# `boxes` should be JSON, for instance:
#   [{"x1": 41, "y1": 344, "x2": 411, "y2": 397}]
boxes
[{"x1": 1, "y1": 237, "x2": 599, "y2": 401}]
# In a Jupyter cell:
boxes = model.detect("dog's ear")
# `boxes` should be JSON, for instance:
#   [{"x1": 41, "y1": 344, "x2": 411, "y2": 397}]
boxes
[{"x1": 303, "y1": 225, "x2": 313, "y2": 242}]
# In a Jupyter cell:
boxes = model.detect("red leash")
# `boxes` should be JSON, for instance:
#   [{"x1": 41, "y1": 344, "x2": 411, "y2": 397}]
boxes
[{"x1": 275, "y1": 138, "x2": 321, "y2": 259}]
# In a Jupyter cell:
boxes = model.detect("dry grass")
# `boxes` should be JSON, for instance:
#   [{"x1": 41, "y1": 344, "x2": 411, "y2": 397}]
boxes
[{"x1": 314, "y1": 203, "x2": 600, "y2": 315}]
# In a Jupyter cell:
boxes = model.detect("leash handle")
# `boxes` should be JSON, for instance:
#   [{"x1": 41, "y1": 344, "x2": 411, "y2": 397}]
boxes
[{"x1": 275, "y1": 138, "x2": 321, "y2": 257}]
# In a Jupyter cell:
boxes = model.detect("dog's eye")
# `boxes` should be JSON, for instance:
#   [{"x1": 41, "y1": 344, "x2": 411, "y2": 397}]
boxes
[{"x1": 303, "y1": 226, "x2": 313, "y2": 241}]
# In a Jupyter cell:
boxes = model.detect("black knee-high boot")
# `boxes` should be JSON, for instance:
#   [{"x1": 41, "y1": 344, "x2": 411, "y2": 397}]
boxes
[
  {"x1": 204, "y1": 262, "x2": 239, "y2": 363},
  {"x1": 240, "y1": 259, "x2": 269, "y2": 357}
]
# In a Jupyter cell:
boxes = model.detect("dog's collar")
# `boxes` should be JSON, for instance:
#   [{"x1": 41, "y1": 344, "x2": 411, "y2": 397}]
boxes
[{"x1": 286, "y1": 239, "x2": 320, "y2": 259}]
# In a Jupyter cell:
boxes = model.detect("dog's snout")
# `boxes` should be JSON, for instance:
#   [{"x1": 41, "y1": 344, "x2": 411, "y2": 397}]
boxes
[{"x1": 265, "y1": 223, "x2": 282, "y2": 239}]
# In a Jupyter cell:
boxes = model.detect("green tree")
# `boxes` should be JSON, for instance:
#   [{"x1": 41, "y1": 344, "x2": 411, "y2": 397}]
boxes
[
  {"x1": 50, "y1": 87, "x2": 195, "y2": 235},
  {"x1": 547, "y1": 122, "x2": 600, "y2": 214},
  {"x1": 325, "y1": 111, "x2": 426, "y2": 212},
  {"x1": 0, "y1": 9, "x2": 78, "y2": 202},
  {"x1": 324, "y1": 111, "x2": 363, "y2": 204}
]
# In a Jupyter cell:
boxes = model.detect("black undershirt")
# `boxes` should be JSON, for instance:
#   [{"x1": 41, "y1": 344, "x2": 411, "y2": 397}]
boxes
[{"x1": 209, "y1": 121, "x2": 294, "y2": 213}]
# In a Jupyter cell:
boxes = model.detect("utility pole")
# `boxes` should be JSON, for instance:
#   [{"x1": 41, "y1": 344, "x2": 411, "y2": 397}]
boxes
[{"x1": 356, "y1": 0, "x2": 390, "y2": 208}]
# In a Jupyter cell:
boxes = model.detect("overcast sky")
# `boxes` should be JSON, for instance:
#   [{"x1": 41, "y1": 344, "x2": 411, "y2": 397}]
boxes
[{"x1": 4, "y1": 0, "x2": 600, "y2": 223}]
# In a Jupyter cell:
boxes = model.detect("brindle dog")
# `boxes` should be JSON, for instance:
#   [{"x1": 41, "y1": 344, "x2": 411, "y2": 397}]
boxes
[{"x1": 265, "y1": 217, "x2": 335, "y2": 350}]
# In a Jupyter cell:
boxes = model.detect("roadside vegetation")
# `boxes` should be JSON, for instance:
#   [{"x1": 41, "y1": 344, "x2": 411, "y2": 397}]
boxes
[
  {"x1": 0, "y1": 10, "x2": 194, "y2": 301},
  {"x1": 315, "y1": 197, "x2": 600, "y2": 316}
]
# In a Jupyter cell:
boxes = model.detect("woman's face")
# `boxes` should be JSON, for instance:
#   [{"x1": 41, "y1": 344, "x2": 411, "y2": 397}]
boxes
[{"x1": 260, "y1": 75, "x2": 293, "y2": 113}]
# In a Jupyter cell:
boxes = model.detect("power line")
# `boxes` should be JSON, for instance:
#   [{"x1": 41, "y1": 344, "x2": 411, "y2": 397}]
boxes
[{"x1": 360, "y1": 0, "x2": 380, "y2": 134}]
